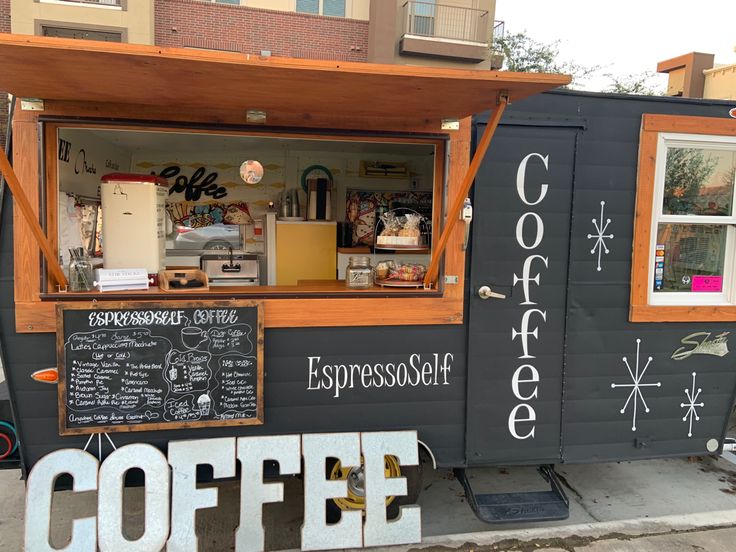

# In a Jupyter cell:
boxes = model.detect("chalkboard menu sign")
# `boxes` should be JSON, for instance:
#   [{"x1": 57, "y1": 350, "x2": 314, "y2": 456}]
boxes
[{"x1": 56, "y1": 301, "x2": 263, "y2": 435}]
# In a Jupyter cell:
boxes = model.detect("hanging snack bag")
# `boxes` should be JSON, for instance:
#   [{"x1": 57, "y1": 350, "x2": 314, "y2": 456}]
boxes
[
  {"x1": 377, "y1": 212, "x2": 423, "y2": 246},
  {"x1": 379, "y1": 212, "x2": 401, "y2": 236},
  {"x1": 399, "y1": 213, "x2": 422, "y2": 242}
]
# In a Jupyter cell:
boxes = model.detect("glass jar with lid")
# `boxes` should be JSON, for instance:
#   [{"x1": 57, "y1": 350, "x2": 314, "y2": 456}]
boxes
[{"x1": 346, "y1": 256, "x2": 373, "y2": 289}]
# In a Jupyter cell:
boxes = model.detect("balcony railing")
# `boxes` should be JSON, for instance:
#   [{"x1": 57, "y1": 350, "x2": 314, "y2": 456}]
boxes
[
  {"x1": 41, "y1": 0, "x2": 123, "y2": 7},
  {"x1": 492, "y1": 20, "x2": 505, "y2": 44},
  {"x1": 402, "y1": 1, "x2": 489, "y2": 44}
]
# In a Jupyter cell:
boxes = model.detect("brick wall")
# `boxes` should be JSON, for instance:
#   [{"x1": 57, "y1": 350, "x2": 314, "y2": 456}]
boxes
[
  {"x1": 0, "y1": 0, "x2": 10, "y2": 152},
  {"x1": 155, "y1": 0, "x2": 368, "y2": 62}
]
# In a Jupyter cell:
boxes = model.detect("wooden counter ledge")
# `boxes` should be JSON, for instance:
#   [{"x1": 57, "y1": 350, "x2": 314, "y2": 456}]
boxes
[
  {"x1": 40, "y1": 279, "x2": 439, "y2": 301},
  {"x1": 337, "y1": 246, "x2": 371, "y2": 254}
]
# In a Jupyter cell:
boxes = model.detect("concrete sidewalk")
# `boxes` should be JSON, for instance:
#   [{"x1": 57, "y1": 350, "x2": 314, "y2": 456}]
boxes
[
  {"x1": 2, "y1": 454, "x2": 736, "y2": 550},
  {"x1": 408, "y1": 509, "x2": 736, "y2": 551},
  {"x1": 415, "y1": 526, "x2": 736, "y2": 551},
  {"x1": 571, "y1": 528, "x2": 736, "y2": 552}
]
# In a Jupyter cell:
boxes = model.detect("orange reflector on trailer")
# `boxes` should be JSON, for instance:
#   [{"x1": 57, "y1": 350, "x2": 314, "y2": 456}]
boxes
[{"x1": 31, "y1": 368, "x2": 58, "y2": 384}]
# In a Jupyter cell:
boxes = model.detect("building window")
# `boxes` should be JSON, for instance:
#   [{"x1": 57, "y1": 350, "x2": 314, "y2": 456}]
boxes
[
  {"x1": 296, "y1": 0, "x2": 345, "y2": 17},
  {"x1": 630, "y1": 114, "x2": 736, "y2": 321},
  {"x1": 408, "y1": 0, "x2": 436, "y2": 36},
  {"x1": 40, "y1": 25, "x2": 122, "y2": 42},
  {"x1": 215, "y1": 0, "x2": 240, "y2": 4},
  {"x1": 296, "y1": 0, "x2": 319, "y2": 14},
  {"x1": 39, "y1": 0, "x2": 123, "y2": 7}
]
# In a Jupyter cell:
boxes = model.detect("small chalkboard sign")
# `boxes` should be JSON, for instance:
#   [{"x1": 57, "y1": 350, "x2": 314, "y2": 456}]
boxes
[{"x1": 56, "y1": 300, "x2": 263, "y2": 435}]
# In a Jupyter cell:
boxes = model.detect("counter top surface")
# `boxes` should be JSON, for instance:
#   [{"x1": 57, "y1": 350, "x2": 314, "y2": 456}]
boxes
[{"x1": 41, "y1": 279, "x2": 438, "y2": 300}]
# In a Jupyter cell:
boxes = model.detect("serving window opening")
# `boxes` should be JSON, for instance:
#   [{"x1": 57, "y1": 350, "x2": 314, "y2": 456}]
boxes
[{"x1": 51, "y1": 125, "x2": 443, "y2": 297}]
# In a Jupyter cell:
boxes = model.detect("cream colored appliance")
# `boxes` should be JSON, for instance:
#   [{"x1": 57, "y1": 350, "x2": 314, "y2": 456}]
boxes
[{"x1": 100, "y1": 173, "x2": 168, "y2": 275}]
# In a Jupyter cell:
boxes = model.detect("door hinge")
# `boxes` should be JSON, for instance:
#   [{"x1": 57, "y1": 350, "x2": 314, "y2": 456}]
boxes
[{"x1": 444, "y1": 275, "x2": 459, "y2": 284}]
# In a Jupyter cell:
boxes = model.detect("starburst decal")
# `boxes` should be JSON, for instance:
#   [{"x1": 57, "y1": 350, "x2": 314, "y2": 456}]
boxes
[
  {"x1": 611, "y1": 338, "x2": 661, "y2": 431},
  {"x1": 680, "y1": 372, "x2": 704, "y2": 438},
  {"x1": 587, "y1": 200, "x2": 614, "y2": 272}
]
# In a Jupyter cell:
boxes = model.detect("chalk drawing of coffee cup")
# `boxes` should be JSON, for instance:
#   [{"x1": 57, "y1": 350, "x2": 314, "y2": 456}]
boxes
[
  {"x1": 181, "y1": 326, "x2": 207, "y2": 350},
  {"x1": 197, "y1": 393, "x2": 212, "y2": 416}
]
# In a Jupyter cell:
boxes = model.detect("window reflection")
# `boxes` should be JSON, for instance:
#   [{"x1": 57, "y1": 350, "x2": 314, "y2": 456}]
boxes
[{"x1": 662, "y1": 147, "x2": 736, "y2": 216}]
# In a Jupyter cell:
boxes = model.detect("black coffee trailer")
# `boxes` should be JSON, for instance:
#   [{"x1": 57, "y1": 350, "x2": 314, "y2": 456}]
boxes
[{"x1": 1, "y1": 34, "x2": 736, "y2": 525}]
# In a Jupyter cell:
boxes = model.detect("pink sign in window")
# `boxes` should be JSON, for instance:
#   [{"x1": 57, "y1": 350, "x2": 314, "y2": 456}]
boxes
[{"x1": 692, "y1": 275, "x2": 723, "y2": 292}]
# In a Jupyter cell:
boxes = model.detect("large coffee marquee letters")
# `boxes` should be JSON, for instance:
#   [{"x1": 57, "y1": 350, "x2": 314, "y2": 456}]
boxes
[
  {"x1": 509, "y1": 153, "x2": 550, "y2": 440},
  {"x1": 24, "y1": 431, "x2": 421, "y2": 552}
]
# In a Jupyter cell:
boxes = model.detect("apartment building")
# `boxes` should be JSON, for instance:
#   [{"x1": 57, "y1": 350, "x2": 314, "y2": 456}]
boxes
[
  {"x1": 157, "y1": 0, "x2": 497, "y2": 68},
  {"x1": 657, "y1": 51, "x2": 736, "y2": 100},
  {"x1": 703, "y1": 63, "x2": 736, "y2": 100},
  {"x1": 369, "y1": 0, "x2": 497, "y2": 69},
  {"x1": 155, "y1": 0, "x2": 370, "y2": 61},
  {"x1": 6, "y1": 1, "x2": 497, "y2": 65},
  {"x1": 10, "y1": 0, "x2": 154, "y2": 44}
]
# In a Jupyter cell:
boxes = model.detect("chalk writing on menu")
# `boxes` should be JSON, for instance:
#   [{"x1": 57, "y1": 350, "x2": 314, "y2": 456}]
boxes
[{"x1": 61, "y1": 306, "x2": 261, "y2": 432}]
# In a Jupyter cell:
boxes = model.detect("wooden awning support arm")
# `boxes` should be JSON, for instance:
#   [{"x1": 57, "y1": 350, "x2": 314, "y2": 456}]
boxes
[
  {"x1": 423, "y1": 95, "x2": 508, "y2": 287},
  {"x1": 0, "y1": 148, "x2": 68, "y2": 288}
]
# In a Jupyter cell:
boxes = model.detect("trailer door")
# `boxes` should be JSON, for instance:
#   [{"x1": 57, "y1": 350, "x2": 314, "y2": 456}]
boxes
[{"x1": 465, "y1": 118, "x2": 579, "y2": 465}]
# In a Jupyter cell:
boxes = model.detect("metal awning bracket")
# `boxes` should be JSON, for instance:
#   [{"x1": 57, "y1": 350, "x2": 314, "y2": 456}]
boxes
[
  {"x1": 20, "y1": 98, "x2": 44, "y2": 111},
  {"x1": 441, "y1": 119, "x2": 460, "y2": 131}
]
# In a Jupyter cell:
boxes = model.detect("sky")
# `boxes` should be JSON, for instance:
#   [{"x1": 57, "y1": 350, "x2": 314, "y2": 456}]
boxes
[{"x1": 494, "y1": 0, "x2": 736, "y2": 92}]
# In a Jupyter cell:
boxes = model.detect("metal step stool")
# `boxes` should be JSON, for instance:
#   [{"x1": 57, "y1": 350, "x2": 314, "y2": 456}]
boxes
[{"x1": 454, "y1": 465, "x2": 569, "y2": 523}]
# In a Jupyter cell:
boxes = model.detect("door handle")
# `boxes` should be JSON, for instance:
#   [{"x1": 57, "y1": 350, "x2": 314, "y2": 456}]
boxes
[{"x1": 478, "y1": 285, "x2": 506, "y2": 300}]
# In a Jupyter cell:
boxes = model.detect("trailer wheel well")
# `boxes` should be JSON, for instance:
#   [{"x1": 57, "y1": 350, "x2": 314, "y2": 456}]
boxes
[{"x1": 417, "y1": 439, "x2": 437, "y2": 470}]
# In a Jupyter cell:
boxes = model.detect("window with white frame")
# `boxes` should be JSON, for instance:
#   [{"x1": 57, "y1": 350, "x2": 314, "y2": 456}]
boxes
[
  {"x1": 649, "y1": 133, "x2": 736, "y2": 306},
  {"x1": 408, "y1": 0, "x2": 436, "y2": 36},
  {"x1": 296, "y1": 0, "x2": 345, "y2": 17}
]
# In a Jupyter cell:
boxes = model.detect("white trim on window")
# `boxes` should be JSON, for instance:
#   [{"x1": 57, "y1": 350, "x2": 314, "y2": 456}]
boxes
[
  {"x1": 295, "y1": 0, "x2": 346, "y2": 17},
  {"x1": 648, "y1": 132, "x2": 736, "y2": 306},
  {"x1": 38, "y1": 0, "x2": 122, "y2": 10}
]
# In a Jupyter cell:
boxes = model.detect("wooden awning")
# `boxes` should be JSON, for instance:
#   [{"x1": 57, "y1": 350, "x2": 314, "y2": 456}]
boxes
[
  {"x1": 0, "y1": 34, "x2": 571, "y2": 291},
  {"x1": 0, "y1": 34, "x2": 570, "y2": 122}
]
